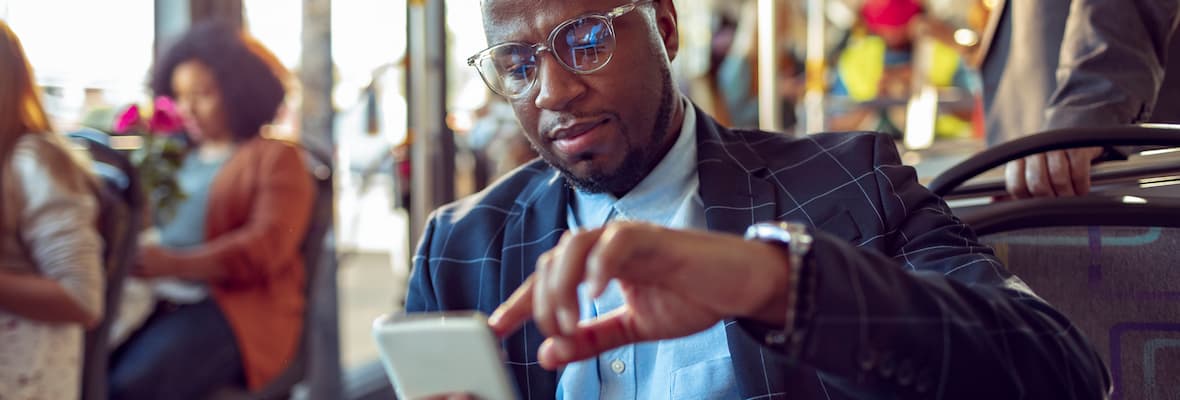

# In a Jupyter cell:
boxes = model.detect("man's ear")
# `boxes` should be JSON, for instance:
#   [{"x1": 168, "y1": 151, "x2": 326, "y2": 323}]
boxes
[{"x1": 653, "y1": 0, "x2": 679, "y2": 61}]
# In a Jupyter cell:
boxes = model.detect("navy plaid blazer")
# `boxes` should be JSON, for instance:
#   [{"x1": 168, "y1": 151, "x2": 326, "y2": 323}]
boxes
[{"x1": 406, "y1": 107, "x2": 1109, "y2": 399}]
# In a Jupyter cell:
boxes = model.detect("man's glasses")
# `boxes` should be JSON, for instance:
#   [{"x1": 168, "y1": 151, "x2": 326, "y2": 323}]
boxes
[{"x1": 467, "y1": 1, "x2": 651, "y2": 99}]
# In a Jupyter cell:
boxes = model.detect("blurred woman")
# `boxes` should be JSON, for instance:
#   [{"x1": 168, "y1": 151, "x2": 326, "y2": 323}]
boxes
[
  {"x1": 107, "y1": 21, "x2": 314, "y2": 400},
  {"x1": 0, "y1": 20, "x2": 104, "y2": 400}
]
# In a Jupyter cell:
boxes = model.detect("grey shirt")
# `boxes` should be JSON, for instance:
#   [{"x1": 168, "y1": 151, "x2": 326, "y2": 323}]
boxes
[{"x1": 981, "y1": 0, "x2": 1180, "y2": 145}]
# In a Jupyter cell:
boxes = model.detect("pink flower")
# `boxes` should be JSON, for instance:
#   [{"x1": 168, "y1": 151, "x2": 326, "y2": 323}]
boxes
[
  {"x1": 113, "y1": 104, "x2": 141, "y2": 134},
  {"x1": 148, "y1": 96, "x2": 184, "y2": 135}
]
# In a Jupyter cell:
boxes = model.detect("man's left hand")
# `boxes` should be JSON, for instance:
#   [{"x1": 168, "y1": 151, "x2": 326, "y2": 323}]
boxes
[{"x1": 488, "y1": 222, "x2": 793, "y2": 370}]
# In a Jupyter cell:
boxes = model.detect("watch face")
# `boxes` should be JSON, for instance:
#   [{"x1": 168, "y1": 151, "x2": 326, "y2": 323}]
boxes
[
  {"x1": 745, "y1": 222, "x2": 793, "y2": 243},
  {"x1": 746, "y1": 222, "x2": 812, "y2": 255}
]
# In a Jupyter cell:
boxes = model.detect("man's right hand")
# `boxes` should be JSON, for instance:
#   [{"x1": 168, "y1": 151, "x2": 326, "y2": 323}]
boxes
[
  {"x1": 1005, "y1": 147, "x2": 1103, "y2": 198},
  {"x1": 487, "y1": 222, "x2": 793, "y2": 370}
]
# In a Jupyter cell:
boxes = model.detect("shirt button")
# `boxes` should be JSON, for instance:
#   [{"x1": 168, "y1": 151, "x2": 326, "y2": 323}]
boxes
[{"x1": 610, "y1": 359, "x2": 626, "y2": 374}]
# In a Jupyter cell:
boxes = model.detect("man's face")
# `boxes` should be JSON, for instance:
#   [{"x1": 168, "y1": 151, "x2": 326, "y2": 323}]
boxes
[{"x1": 482, "y1": 0, "x2": 680, "y2": 195}]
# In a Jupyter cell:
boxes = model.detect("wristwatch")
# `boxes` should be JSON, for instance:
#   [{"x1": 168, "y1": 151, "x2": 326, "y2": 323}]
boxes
[
  {"x1": 744, "y1": 221, "x2": 814, "y2": 347},
  {"x1": 744, "y1": 222, "x2": 814, "y2": 261}
]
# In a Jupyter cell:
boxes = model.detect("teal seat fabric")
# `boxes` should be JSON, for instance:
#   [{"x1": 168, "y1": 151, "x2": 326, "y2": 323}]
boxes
[{"x1": 982, "y1": 226, "x2": 1180, "y2": 400}]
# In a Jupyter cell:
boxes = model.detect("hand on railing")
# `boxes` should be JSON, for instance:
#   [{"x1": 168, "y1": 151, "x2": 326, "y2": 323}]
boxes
[{"x1": 1003, "y1": 147, "x2": 1103, "y2": 198}]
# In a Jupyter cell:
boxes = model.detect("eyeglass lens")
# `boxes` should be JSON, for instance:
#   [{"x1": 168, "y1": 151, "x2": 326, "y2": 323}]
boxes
[{"x1": 479, "y1": 15, "x2": 618, "y2": 96}]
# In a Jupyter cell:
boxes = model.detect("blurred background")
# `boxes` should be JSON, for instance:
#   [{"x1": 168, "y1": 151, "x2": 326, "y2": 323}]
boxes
[{"x1": 0, "y1": 0, "x2": 1001, "y2": 397}]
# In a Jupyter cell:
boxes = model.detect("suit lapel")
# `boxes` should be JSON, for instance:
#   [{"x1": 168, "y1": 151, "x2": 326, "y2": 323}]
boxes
[
  {"x1": 501, "y1": 169, "x2": 569, "y2": 300},
  {"x1": 694, "y1": 108, "x2": 779, "y2": 234},
  {"x1": 500, "y1": 168, "x2": 567, "y2": 398},
  {"x1": 693, "y1": 109, "x2": 808, "y2": 397}
]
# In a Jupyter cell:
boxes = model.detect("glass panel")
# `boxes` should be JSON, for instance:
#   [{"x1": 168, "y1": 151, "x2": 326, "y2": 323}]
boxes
[
  {"x1": 245, "y1": 0, "x2": 412, "y2": 371},
  {"x1": 5, "y1": 0, "x2": 154, "y2": 131},
  {"x1": 338, "y1": 0, "x2": 409, "y2": 371}
]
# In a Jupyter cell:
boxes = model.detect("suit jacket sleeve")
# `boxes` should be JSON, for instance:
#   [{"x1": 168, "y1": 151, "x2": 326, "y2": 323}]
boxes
[
  {"x1": 405, "y1": 210, "x2": 441, "y2": 313},
  {"x1": 742, "y1": 134, "x2": 1109, "y2": 398},
  {"x1": 1043, "y1": 0, "x2": 1180, "y2": 128}
]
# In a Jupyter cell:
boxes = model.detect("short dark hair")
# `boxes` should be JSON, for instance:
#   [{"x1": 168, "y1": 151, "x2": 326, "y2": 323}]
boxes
[{"x1": 150, "y1": 20, "x2": 287, "y2": 141}]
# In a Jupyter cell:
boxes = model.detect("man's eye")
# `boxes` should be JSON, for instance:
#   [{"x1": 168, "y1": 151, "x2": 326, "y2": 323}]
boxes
[
  {"x1": 564, "y1": 21, "x2": 607, "y2": 47},
  {"x1": 504, "y1": 64, "x2": 532, "y2": 79}
]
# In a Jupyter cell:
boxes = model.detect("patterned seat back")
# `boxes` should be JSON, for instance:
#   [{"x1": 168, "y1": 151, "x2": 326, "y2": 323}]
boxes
[{"x1": 981, "y1": 226, "x2": 1180, "y2": 400}]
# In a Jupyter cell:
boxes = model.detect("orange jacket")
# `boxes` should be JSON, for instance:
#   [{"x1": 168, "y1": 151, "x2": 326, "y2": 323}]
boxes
[{"x1": 186, "y1": 137, "x2": 313, "y2": 389}]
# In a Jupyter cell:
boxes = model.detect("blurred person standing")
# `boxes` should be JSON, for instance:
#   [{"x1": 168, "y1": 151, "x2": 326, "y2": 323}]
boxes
[
  {"x1": 979, "y1": 0, "x2": 1180, "y2": 198},
  {"x1": 106, "y1": 21, "x2": 314, "y2": 400},
  {"x1": 0, "y1": 20, "x2": 105, "y2": 400},
  {"x1": 829, "y1": 0, "x2": 977, "y2": 139},
  {"x1": 715, "y1": 0, "x2": 803, "y2": 130}
]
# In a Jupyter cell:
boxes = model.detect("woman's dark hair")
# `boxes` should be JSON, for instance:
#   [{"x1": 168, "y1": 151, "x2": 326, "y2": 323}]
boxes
[{"x1": 150, "y1": 20, "x2": 287, "y2": 141}]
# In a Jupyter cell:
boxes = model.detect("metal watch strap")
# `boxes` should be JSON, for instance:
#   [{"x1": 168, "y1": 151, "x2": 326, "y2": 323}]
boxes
[{"x1": 744, "y1": 222, "x2": 814, "y2": 348}]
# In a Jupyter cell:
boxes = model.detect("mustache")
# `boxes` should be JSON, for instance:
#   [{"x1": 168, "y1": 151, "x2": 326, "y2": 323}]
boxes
[{"x1": 539, "y1": 111, "x2": 615, "y2": 137}]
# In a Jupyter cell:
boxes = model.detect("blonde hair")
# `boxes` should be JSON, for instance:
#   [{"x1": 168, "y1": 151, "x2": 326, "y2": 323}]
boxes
[
  {"x1": 0, "y1": 21, "x2": 93, "y2": 195},
  {"x1": 0, "y1": 21, "x2": 51, "y2": 154}
]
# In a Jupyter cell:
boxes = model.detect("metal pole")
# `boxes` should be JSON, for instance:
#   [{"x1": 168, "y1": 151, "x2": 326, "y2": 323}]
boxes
[
  {"x1": 154, "y1": 0, "x2": 191, "y2": 60},
  {"x1": 408, "y1": 0, "x2": 455, "y2": 244},
  {"x1": 803, "y1": 0, "x2": 827, "y2": 134},
  {"x1": 300, "y1": 0, "x2": 341, "y2": 398},
  {"x1": 903, "y1": 36, "x2": 937, "y2": 149},
  {"x1": 757, "y1": 0, "x2": 782, "y2": 132}
]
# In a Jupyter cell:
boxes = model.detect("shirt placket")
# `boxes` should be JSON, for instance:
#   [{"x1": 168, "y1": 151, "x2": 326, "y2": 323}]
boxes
[{"x1": 593, "y1": 280, "x2": 636, "y2": 399}]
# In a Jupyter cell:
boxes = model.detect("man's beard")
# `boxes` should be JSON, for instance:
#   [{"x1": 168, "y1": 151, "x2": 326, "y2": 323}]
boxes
[{"x1": 541, "y1": 65, "x2": 676, "y2": 195}]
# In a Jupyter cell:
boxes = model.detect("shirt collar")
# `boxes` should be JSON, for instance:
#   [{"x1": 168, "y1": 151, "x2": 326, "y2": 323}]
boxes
[{"x1": 571, "y1": 99, "x2": 698, "y2": 228}]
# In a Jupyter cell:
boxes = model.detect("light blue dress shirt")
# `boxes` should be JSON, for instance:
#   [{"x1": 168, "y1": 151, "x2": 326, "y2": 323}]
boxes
[{"x1": 557, "y1": 102, "x2": 739, "y2": 399}]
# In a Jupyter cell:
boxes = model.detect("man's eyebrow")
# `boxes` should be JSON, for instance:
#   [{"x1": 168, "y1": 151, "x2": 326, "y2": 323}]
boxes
[{"x1": 484, "y1": 17, "x2": 538, "y2": 44}]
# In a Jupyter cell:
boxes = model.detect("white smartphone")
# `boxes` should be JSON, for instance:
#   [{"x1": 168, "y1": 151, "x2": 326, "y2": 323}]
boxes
[{"x1": 372, "y1": 311, "x2": 518, "y2": 400}]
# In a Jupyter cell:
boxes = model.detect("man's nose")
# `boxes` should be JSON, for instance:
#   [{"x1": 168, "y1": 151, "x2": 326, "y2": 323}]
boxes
[{"x1": 533, "y1": 55, "x2": 586, "y2": 111}]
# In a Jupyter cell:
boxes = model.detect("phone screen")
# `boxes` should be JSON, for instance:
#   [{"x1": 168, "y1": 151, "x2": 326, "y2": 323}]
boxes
[{"x1": 372, "y1": 312, "x2": 518, "y2": 400}]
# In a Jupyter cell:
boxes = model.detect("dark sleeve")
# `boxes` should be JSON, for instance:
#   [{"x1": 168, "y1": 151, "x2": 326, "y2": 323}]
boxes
[
  {"x1": 742, "y1": 134, "x2": 1110, "y2": 398},
  {"x1": 1043, "y1": 0, "x2": 1180, "y2": 128},
  {"x1": 404, "y1": 211, "x2": 441, "y2": 313}
]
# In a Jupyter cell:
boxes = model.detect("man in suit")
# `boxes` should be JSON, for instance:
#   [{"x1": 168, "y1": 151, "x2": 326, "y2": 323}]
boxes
[
  {"x1": 406, "y1": 0, "x2": 1109, "y2": 398},
  {"x1": 977, "y1": 0, "x2": 1180, "y2": 199}
]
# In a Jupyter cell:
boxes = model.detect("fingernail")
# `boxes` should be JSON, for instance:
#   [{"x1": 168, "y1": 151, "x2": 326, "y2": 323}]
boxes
[
  {"x1": 488, "y1": 309, "x2": 503, "y2": 326},
  {"x1": 557, "y1": 308, "x2": 577, "y2": 335}
]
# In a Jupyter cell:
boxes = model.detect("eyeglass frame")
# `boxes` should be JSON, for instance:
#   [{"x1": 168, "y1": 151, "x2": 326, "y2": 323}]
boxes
[{"x1": 466, "y1": 0, "x2": 653, "y2": 98}]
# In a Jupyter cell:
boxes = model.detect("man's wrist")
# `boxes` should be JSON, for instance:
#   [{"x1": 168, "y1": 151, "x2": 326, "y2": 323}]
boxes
[
  {"x1": 743, "y1": 222, "x2": 814, "y2": 349},
  {"x1": 748, "y1": 241, "x2": 793, "y2": 325}
]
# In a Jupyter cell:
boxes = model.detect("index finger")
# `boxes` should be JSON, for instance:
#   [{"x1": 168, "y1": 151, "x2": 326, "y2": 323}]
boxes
[
  {"x1": 1069, "y1": 147, "x2": 1099, "y2": 195},
  {"x1": 489, "y1": 274, "x2": 536, "y2": 338},
  {"x1": 1005, "y1": 159, "x2": 1031, "y2": 199}
]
